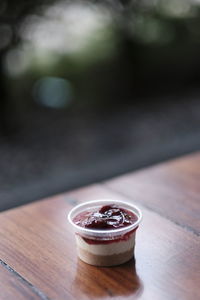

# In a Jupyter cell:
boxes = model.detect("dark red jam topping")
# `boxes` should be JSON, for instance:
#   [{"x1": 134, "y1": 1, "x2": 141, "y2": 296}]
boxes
[{"x1": 73, "y1": 204, "x2": 138, "y2": 230}]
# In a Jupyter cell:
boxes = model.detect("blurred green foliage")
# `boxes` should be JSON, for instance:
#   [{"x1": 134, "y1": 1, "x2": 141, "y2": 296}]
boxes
[{"x1": 1, "y1": 0, "x2": 200, "y2": 117}]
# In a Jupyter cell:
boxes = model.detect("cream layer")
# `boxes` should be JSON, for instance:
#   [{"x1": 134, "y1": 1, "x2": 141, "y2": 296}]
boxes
[{"x1": 75, "y1": 232, "x2": 136, "y2": 256}]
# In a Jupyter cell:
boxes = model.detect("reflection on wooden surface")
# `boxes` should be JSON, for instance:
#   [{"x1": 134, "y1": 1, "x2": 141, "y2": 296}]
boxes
[{"x1": 72, "y1": 257, "x2": 143, "y2": 299}]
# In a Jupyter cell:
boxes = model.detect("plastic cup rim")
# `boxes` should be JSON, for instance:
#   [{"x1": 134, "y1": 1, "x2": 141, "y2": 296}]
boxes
[{"x1": 67, "y1": 199, "x2": 142, "y2": 236}]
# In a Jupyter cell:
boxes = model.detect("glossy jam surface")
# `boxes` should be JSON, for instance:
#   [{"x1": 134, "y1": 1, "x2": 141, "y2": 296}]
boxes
[{"x1": 73, "y1": 204, "x2": 138, "y2": 230}]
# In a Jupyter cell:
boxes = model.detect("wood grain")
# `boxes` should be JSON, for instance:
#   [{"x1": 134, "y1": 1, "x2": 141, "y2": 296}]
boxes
[
  {"x1": 105, "y1": 152, "x2": 200, "y2": 234},
  {"x1": 0, "y1": 182, "x2": 200, "y2": 300},
  {"x1": 0, "y1": 260, "x2": 41, "y2": 300}
]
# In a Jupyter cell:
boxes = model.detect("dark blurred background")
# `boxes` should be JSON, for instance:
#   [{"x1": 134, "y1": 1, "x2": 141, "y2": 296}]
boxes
[{"x1": 1, "y1": 0, "x2": 200, "y2": 211}]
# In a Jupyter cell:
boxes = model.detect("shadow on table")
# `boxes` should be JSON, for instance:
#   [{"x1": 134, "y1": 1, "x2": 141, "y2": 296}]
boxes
[{"x1": 72, "y1": 257, "x2": 143, "y2": 298}]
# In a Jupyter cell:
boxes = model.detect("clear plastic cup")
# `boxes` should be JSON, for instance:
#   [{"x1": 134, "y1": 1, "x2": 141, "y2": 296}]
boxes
[{"x1": 68, "y1": 199, "x2": 142, "y2": 266}]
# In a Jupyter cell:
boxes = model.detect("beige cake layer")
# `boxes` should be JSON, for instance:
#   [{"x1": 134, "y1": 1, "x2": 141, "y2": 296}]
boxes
[{"x1": 77, "y1": 247, "x2": 134, "y2": 266}]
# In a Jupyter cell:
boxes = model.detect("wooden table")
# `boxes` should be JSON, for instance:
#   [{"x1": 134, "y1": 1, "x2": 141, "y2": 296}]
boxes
[{"x1": 0, "y1": 152, "x2": 200, "y2": 300}]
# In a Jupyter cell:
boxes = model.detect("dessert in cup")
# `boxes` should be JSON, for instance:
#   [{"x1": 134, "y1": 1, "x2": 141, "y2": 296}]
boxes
[{"x1": 68, "y1": 199, "x2": 142, "y2": 267}]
